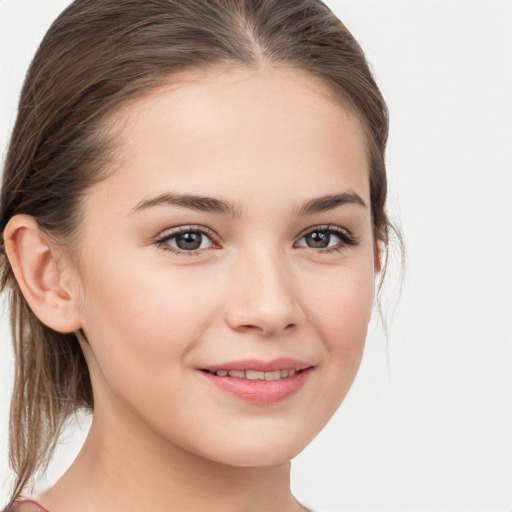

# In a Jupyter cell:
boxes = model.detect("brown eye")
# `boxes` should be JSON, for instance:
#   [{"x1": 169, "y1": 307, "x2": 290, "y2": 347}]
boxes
[
  {"x1": 304, "y1": 231, "x2": 330, "y2": 248},
  {"x1": 175, "y1": 232, "x2": 203, "y2": 250},
  {"x1": 157, "y1": 228, "x2": 216, "y2": 253},
  {"x1": 296, "y1": 226, "x2": 357, "y2": 251}
]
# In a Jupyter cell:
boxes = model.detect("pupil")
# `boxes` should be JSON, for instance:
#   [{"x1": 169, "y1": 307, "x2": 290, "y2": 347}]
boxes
[
  {"x1": 306, "y1": 231, "x2": 329, "y2": 248},
  {"x1": 176, "y1": 232, "x2": 202, "y2": 250}
]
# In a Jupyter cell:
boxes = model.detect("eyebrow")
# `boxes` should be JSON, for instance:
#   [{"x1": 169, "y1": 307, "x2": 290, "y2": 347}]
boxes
[
  {"x1": 130, "y1": 190, "x2": 366, "y2": 217},
  {"x1": 130, "y1": 192, "x2": 241, "y2": 217},
  {"x1": 296, "y1": 191, "x2": 367, "y2": 215}
]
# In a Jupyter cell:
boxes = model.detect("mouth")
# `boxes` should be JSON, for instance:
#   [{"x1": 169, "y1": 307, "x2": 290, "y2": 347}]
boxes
[
  {"x1": 202, "y1": 368, "x2": 302, "y2": 380},
  {"x1": 199, "y1": 359, "x2": 314, "y2": 404}
]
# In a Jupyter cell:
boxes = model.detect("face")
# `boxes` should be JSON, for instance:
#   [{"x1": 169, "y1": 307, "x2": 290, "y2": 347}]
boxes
[{"x1": 72, "y1": 65, "x2": 377, "y2": 467}]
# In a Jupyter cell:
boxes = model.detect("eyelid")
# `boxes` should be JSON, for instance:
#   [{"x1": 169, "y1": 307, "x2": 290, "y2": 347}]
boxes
[
  {"x1": 294, "y1": 224, "x2": 358, "y2": 251},
  {"x1": 297, "y1": 224, "x2": 354, "y2": 238},
  {"x1": 154, "y1": 225, "x2": 221, "y2": 255},
  {"x1": 153, "y1": 223, "x2": 358, "y2": 257}
]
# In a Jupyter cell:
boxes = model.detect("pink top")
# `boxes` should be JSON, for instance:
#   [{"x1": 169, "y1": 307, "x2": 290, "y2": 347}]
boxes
[{"x1": 6, "y1": 498, "x2": 50, "y2": 512}]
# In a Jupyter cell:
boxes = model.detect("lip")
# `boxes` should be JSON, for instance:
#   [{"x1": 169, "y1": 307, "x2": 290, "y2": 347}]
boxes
[
  {"x1": 198, "y1": 358, "x2": 314, "y2": 405},
  {"x1": 200, "y1": 357, "x2": 312, "y2": 373}
]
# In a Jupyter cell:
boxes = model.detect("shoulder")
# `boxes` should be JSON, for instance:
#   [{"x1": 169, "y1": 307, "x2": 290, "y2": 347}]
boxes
[{"x1": 5, "y1": 498, "x2": 50, "y2": 512}]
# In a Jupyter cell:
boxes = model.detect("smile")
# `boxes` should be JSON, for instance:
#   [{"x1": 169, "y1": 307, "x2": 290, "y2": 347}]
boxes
[
  {"x1": 199, "y1": 358, "x2": 313, "y2": 404},
  {"x1": 204, "y1": 369, "x2": 298, "y2": 380}
]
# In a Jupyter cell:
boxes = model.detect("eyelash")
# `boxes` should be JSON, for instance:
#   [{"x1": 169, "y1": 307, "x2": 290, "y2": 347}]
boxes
[
  {"x1": 154, "y1": 225, "x2": 220, "y2": 257},
  {"x1": 295, "y1": 225, "x2": 358, "y2": 254},
  {"x1": 154, "y1": 224, "x2": 358, "y2": 257}
]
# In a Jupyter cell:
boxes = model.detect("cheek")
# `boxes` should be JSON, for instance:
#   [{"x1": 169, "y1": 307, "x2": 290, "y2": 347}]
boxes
[
  {"x1": 303, "y1": 261, "x2": 374, "y2": 385},
  {"x1": 77, "y1": 262, "x2": 224, "y2": 435},
  {"x1": 306, "y1": 260, "x2": 375, "y2": 342},
  {"x1": 78, "y1": 254, "x2": 222, "y2": 376},
  {"x1": 283, "y1": 261, "x2": 375, "y2": 437}
]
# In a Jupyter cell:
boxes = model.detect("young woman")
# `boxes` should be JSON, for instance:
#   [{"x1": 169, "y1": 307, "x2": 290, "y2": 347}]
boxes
[{"x1": 0, "y1": 1, "x2": 394, "y2": 511}]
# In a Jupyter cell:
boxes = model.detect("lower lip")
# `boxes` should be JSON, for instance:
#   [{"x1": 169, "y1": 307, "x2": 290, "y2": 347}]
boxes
[{"x1": 200, "y1": 369, "x2": 312, "y2": 405}]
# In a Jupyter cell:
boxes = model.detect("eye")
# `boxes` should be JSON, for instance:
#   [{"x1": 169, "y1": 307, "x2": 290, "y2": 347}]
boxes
[
  {"x1": 155, "y1": 226, "x2": 217, "y2": 255},
  {"x1": 295, "y1": 225, "x2": 357, "y2": 251}
]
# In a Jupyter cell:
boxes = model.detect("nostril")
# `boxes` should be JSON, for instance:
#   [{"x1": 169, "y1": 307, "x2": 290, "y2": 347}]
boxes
[{"x1": 224, "y1": 292, "x2": 304, "y2": 336}]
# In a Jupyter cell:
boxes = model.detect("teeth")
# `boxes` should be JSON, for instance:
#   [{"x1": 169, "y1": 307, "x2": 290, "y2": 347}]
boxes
[
  {"x1": 264, "y1": 370, "x2": 282, "y2": 381},
  {"x1": 245, "y1": 370, "x2": 265, "y2": 380},
  {"x1": 214, "y1": 369, "x2": 299, "y2": 380},
  {"x1": 228, "y1": 370, "x2": 245, "y2": 378}
]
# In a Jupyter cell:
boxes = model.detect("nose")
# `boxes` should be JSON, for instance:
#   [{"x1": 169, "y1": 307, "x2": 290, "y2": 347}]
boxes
[{"x1": 224, "y1": 249, "x2": 305, "y2": 337}]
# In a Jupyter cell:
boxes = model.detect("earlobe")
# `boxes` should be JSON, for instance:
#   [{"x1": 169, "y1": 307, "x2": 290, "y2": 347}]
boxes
[{"x1": 3, "y1": 214, "x2": 82, "y2": 333}]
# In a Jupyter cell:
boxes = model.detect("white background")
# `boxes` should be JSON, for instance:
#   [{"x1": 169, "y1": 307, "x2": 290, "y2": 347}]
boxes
[{"x1": 1, "y1": 1, "x2": 511, "y2": 511}]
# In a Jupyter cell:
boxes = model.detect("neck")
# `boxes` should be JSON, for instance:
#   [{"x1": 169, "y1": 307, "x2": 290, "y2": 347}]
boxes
[{"x1": 39, "y1": 406, "x2": 306, "y2": 512}]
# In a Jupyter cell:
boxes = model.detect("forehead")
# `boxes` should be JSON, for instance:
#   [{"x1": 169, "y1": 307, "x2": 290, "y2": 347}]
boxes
[{"x1": 92, "y1": 65, "x2": 370, "y2": 212}]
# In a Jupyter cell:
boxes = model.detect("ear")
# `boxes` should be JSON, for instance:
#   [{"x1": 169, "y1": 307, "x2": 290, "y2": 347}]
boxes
[{"x1": 3, "y1": 214, "x2": 82, "y2": 333}]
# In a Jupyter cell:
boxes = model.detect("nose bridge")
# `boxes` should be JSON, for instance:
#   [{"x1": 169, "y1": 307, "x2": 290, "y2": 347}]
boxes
[{"x1": 226, "y1": 244, "x2": 303, "y2": 335}]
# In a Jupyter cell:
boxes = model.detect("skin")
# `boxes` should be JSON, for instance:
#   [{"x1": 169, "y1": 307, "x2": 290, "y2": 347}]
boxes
[{"x1": 7, "y1": 64, "x2": 378, "y2": 512}]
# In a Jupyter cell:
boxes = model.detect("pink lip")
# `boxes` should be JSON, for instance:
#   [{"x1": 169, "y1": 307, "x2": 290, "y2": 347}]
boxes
[{"x1": 198, "y1": 358, "x2": 314, "y2": 405}]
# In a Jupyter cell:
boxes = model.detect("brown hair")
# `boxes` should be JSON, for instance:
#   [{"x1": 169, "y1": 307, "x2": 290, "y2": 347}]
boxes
[{"x1": 0, "y1": 0, "x2": 394, "y2": 506}]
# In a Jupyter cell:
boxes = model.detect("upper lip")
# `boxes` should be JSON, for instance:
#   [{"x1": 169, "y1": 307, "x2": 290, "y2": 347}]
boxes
[{"x1": 200, "y1": 358, "x2": 314, "y2": 373}]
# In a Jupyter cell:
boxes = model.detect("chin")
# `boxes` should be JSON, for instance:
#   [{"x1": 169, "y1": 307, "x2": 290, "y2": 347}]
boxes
[
  {"x1": 187, "y1": 419, "x2": 323, "y2": 468},
  {"x1": 205, "y1": 444, "x2": 303, "y2": 468}
]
